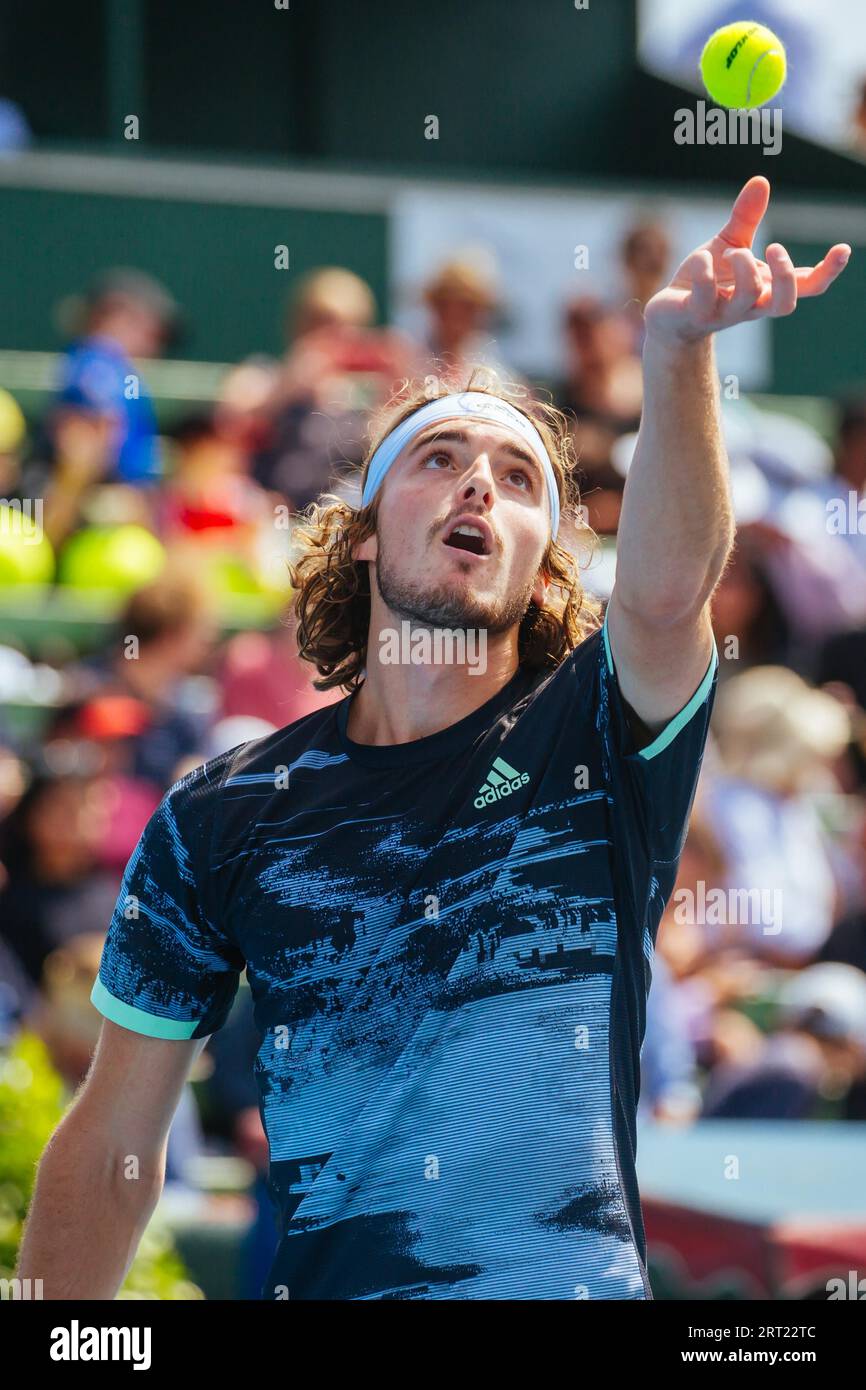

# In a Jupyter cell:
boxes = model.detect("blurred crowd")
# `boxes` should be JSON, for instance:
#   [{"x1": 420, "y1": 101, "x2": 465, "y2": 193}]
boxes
[{"x1": 1, "y1": 227, "x2": 866, "y2": 1292}]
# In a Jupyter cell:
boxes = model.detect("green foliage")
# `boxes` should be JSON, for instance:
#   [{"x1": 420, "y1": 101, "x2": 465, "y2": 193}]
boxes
[{"x1": 0, "y1": 1031, "x2": 202, "y2": 1299}]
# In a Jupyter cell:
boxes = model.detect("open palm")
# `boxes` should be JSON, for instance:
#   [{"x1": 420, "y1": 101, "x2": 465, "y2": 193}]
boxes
[{"x1": 644, "y1": 176, "x2": 851, "y2": 345}]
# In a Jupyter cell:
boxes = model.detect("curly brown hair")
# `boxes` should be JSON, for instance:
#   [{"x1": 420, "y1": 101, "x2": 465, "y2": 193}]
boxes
[{"x1": 289, "y1": 371, "x2": 601, "y2": 692}]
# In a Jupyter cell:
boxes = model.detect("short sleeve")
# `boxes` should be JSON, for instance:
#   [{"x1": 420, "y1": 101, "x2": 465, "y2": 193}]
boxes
[
  {"x1": 599, "y1": 608, "x2": 718, "y2": 863},
  {"x1": 91, "y1": 765, "x2": 244, "y2": 1040}
]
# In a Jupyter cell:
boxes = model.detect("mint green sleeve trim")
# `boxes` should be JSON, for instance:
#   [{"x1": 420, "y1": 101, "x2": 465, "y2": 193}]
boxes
[
  {"x1": 91, "y1": 975, "x2": 200, "y2": 1040},
  {"x1": 601, "y1": 609, "x2": 718, "y2": 763},
  {"x1": 602, "y1": 610, "x2": 615, "y2": 676}
]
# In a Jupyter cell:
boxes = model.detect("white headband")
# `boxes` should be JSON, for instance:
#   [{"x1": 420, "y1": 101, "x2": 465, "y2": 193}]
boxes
[{"x1": 361, "y1": 391, "x2": 560, "y2": 537}]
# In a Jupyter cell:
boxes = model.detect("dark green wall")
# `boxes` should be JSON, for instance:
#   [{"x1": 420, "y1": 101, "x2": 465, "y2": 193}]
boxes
[
  {"x1": 1, "y1": 0, "x2": 636, "y2": 174},
  {"x1": 1, "y1": 0, "x2": 864, "y2": 397},
  {"x1": 4, "y1": 0, "x2": 866, "y2": 197},
  {"x1": 142, "y1": 0, "x2": 314, "y2": 157},
  {"x1": 773, "y1": 239, "x2": 866, "y2": 399},
  {"x1": 0, "y1": 0, "x2": 106, "y2": 141},
  {"x1": 0, "y1": 186, "x2": 388, "y2": 360},
  {"x1": 624, "y1": 71, "x2": 866, "y2": 196},
  {"x1": 2, "y1": 179, "x2": 865, "y2": 400},
  {"x1": 309, "y1": 0, "x2": 635, "y2": 175}
]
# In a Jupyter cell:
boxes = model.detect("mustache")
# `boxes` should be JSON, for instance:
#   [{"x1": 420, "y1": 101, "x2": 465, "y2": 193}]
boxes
[{"x1": 431, "y1": 509, "x2": 501, "y2": 550}]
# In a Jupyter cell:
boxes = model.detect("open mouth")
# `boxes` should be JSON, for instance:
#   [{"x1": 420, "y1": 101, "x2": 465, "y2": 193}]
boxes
[{"x1": 442, "y1": 521, "x2": 492, "y2": 557}]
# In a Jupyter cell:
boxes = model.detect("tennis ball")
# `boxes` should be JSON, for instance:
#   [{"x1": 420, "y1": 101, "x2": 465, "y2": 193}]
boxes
[
  {"x1": 700, "y1": 21, "x2": 786, "y2": 109},
  {"x1": 58, "y1": 524, "x2": 166, "y2": 593},
  {"x1": 0, "y1": 506, "x2": 55, "y2": 585},
  {"x1": 205, "y1": 552, "x2": 262, "y2": 597}
]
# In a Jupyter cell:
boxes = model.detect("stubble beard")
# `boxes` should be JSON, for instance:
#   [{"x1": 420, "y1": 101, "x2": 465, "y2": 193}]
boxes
[{"x1": 375, "y1": 535, "x2": 536, "y2": 636}]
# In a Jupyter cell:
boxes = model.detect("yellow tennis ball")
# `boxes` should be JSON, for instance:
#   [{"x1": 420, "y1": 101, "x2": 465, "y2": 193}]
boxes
[{"x1": 700, "y1": 21, "x2": 787, "y2": 109}]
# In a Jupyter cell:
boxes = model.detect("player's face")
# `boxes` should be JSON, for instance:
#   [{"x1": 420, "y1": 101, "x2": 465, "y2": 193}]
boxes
[{"x1": 357, "y1": 418, "x2": 551, "y2": 633}]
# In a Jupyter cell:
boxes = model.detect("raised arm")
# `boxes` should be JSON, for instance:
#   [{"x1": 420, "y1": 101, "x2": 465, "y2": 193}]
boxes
[{"x1": 607, "y1": 175, "x2": 851, "y2": 732}]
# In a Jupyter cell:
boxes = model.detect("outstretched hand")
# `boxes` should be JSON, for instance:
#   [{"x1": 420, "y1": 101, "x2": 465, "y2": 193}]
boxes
[{"x1": 644, "y1": 176, "x2": 851, "y2": 345}]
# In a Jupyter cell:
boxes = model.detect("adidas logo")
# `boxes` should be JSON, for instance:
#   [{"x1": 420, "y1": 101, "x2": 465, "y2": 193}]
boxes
[{"x1": 474, "y1": 756, "x2": 530, "y2": 810}]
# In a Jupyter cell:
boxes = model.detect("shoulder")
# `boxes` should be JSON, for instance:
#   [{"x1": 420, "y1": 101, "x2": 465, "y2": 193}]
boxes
[
  {"x1": 160, "y1": 747, "x2": 238, "y2": 820},
  {"x1": 525, "y1": 624, "x2": 606, "y2": 703},
  {"x1": 162, "y1": 701, "x2": 346, "y2": 820}
]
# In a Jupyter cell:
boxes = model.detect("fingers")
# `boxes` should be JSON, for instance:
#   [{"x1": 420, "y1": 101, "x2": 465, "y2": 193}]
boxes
[
  {"x1": 683, "y1": 249, "x2": 717, "y2": 323},
  {"x1": 717, "y1": 176, "x2": 771, "y2": 249},
  {"x1": 795, "y1": 243, "x2": 852, "y2": 297},
  {"x1": 758, "y1": 243, "x2": 798, "y2": 317},
  {"x1": 666, "y1": 232, "x2": 849, "y2": 341},
  {"x1": 721, "y1": 248, "x2": 765, "y2": 320}
]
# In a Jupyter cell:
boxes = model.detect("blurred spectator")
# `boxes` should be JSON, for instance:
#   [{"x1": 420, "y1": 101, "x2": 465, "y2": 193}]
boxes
[
  {"x1": 618, "y1": 220, "x2": 672, "y2": 353},
  {"x1": 33, "y1": 932, "x2": 113, "y2": 1082},
  {"x1": 702, "y1": 964, "x2": 866, "y2": 1120},
  {"x1": 556, "y1": 296, "x2": 643, "y2": 533},
  {"x1": 654, "y1": 810, "x2": 771, "y2": 1081},
  {"x1": 657, "y1": 809, "x2": 731, "y2": 982},
  {"x1": 417, "y1": 253, "x2": 514, "y2": 387},
  {"x1": 205, "y1": 715, "x2": 276, "y2": 757},
  {"x1": 70, "y1": 570, "x2": 218, "y2": 789},
  {"x1": 294, "y1": 265, "x2": 377, "y2": 340},
  {"x1": 640, "y1": 950, "x2": 701, "y2": 1124},
  {"x1": 849, "y1": 77, "x2": 866, "y2": 158},
  {"x1": 214, "y1": 358, "x2": 280, "y2": 458},
  {"x1": 818, "y1": 809, "x2": 866, "y2": 977},
  {"x1": 816, "y1": 638, "x2": 866, "y2": 795},
  {"x1": 0, "y1": 764, "x2": 118, "y2": 989},
  {"x1": 719, "y1": 401, "x2": 866, "y2": 663},
  {"x1": 833, "y1": 397, "x2": 866, "y2": 501},
  {"x1": 817, "y1": 624, "x2": 866, "y2": 719},
  {"x1": 809, "y1": 400, "x2": 866, "y2": 788},
  {"x1": 36, "y1": 269, "x2": 180, "y2": 544},
  {"x1": 42, "y1": 696, "x2": 162, "y2": 872},
  {"x1": 160, "y1": 413, "x2": 271, "y2": 545},
  {"x1": 0, "y1": 739, "x2": 26, "y2": 822},
  {"x1": 219, "y1": 611, "x2": 341, "y2": 728},
  {"x1": 254, "y1": 267, "x2": 414, "y2": 511},
  {"x1": 701, "y1": 667, "x2": 851, "y2": 964},
  {"x1": 0, "y1": 935, "x2": 33, "y2": 1035},
  {"x1": 0, "y1": 94, "x2": 31, "y2": 154},
  {"x1": 710, "y1": 532, "x2": 793, "y2": 677}
]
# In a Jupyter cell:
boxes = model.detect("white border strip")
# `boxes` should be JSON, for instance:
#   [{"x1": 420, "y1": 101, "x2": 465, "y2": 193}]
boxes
[{"x1": 1, "y1": 151, "x2": 866, "y2": 239}]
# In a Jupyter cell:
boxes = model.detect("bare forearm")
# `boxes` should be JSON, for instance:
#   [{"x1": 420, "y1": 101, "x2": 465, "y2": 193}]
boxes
[
  {"x1": 615, "y1": 333, "x2": 734, "y2": 621},
  {"x1": 17, "y1": 1107, "x2": 163, "y2": 1299}
]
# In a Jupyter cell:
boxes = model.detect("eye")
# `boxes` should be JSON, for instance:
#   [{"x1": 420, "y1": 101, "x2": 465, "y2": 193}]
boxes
[
  {"x1": 505, "y1": 467, "x2": 533, "y2": 491},
  {"x1": 421, "y1": 449, "x2": 455, "y2": 470}
]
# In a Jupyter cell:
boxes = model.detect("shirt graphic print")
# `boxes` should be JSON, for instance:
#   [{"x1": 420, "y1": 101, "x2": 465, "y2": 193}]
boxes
[{"x1": 92, "y1": 617, "x2": 717, "y2": 1300}]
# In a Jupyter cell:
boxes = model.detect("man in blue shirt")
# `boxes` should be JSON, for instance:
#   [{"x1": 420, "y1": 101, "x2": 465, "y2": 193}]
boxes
[
  {"x1": 18, "y1": 178, "x2": 850, "y2": 1299},
  {"x1": 52, "y1": 268, "x2": 179, "y2": 486}
]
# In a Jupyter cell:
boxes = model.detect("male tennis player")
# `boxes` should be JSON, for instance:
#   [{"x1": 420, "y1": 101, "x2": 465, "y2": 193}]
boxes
[{"x1": 20, "y1": 178, "x2": 849, "y2": 1299}]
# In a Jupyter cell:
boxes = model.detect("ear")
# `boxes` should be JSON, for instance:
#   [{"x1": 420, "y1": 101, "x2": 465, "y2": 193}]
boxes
[
  {"x1": 354, "y1": 532, "x2": 378, "y2": 562},
  {"x1": 531, "y1": 568, "x2": 550, "y2": 609}
]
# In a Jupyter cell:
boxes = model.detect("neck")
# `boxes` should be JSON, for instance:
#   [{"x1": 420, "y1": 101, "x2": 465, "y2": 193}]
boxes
[{"x1": 346, "y1": 611, "x2": 521, "y2": 746}]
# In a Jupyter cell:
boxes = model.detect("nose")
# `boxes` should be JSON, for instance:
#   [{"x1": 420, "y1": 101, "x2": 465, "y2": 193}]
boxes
[{"x1": 458, "y1": 453, "x2": 495, "y2": 510}]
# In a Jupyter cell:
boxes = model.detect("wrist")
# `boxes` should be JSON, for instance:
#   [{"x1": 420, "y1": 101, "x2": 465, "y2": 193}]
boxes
[{"x1": 642, "y1": 327, "x2": 716, "y2": 368}]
